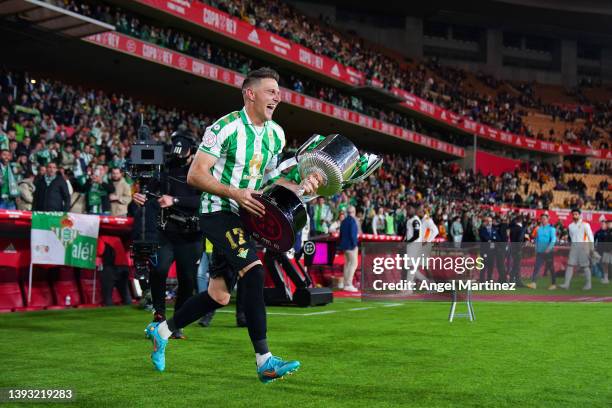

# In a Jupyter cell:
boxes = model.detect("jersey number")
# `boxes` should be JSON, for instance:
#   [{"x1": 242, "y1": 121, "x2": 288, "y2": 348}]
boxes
[{"x1": 226, "y1": 228, "x2": 246, "y2": 249}]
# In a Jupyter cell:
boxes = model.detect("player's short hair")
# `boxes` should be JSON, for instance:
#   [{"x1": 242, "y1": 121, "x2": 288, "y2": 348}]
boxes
[
  {"x1": 571, "y1": 208, "x2": 581, "y2": 214},
  {"x1": 242, "y1": 67, "x2": 279, "y2": 91}
]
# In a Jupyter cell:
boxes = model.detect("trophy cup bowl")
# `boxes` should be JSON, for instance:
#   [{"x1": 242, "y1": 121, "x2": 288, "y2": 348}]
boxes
[
  {"x1": 240, "y1": 134, "x2": 382, "y2": 252},
  {"x1": 296, "y1": 134, "x2": 361, "y2": 197}
]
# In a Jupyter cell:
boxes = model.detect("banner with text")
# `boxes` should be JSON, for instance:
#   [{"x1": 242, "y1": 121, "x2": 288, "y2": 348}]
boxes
[
  {"x1": 31, "y1": 212, "x2": 100, "y2": 269},
  {"x1": 134, "y1": 0, "x2": 364, "y2": 85},
  {"x1": 84, "y1": 32, "x2": 464, "y2": 157},
  {"x1": 391, "y1": 87, "x2": 612, "y2": 160}
]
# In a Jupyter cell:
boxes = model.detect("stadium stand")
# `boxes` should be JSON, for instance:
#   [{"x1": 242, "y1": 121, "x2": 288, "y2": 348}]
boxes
[
  {"x1": 0, "y1": 0, "x2": 609, "y2": 312},
  {"x1": 43, "y1": 0, "x2": 612, "y2": 151}
]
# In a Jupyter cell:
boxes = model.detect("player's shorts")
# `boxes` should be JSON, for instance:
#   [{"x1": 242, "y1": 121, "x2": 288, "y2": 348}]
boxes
[
  {"x1": 200, "y1": 211, "x2": 261, "y2": 290},
  {"x1": 602, "y1": 252, "x2": 612, "y2": 264},
  {"x1": 567, "y1": 244, "x2": 590, "y2": 267}
]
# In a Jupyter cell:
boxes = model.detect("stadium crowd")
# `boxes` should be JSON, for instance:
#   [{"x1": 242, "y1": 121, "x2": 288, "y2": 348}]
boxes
[
  {"x1": 46, "y1": 0, "x2": 611, "y2": 150},
  {"x1": 1, "y1": 70, "x2": 610, "y2": 222},
  {"x1": 207, "y1": 0, "x2": 612, "y2": 148},
  {"x1": 45, "y1": 0, "x2": 446, "y2": 143},
  {"x1": 308, "y1": 153, "x2": 611, "y2": 241},
  {"x1": 0, "y1": 70, "x2": 214, "y2": 213}
]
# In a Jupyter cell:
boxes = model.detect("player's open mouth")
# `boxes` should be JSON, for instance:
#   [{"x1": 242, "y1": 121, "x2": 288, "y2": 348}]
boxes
[{"x1": 266, "y1": 104, "x2": 276, "y2": 114}]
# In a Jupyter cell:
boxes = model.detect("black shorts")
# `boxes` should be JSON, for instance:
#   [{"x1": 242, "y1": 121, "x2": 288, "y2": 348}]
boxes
[{"x1": 200, "y1": 211, "x2": 260, "y2": 290}]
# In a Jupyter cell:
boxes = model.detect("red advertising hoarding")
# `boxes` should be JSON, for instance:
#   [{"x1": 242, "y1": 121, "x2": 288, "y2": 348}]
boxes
[{"x1": 83, "y1": 32, "x2": 465, "y2": 157}]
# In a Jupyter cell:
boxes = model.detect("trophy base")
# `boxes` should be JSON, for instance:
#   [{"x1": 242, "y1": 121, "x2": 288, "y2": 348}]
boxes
[{"x1": 239, "y1": 185, "x2": 307, "y2": 252}]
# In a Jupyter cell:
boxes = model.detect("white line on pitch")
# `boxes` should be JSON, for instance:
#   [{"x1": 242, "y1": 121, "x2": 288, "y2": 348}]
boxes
[
  {"x1": 215, "y1": 303, "x2": 405, "y2": 317},
  {"x1": 301, "y1": 310, "x2": 339, "y2": 316},
  {"x1": 216, "y1": 310, "x2": 307, "y2": 316}
]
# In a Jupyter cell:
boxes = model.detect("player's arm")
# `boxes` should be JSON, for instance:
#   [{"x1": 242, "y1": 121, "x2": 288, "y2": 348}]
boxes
[
  {"x1": 187, "y1": 150, "x2": 265, "y2": 217},
  {"x1": 586, "y1": 224, "x2": 595, "y2": 251},
  {"x1": 407, "y1": 220, "x2": 420, "y2": 242}
]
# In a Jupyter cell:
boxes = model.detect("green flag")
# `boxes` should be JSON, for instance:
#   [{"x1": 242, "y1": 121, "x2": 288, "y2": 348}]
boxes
[{"x1": 31, "y1": 212, "x2": 100, "y2": 269}]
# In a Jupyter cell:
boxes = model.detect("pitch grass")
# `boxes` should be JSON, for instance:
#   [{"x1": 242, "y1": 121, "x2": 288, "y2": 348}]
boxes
[{"x1": 1, "y1": 298, "x2": 611, "y2": 408}]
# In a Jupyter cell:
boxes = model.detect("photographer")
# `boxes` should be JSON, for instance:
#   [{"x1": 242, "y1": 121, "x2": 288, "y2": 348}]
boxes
[{"x1": 132, "y1": 128, "x2": 202, "y2": 339}]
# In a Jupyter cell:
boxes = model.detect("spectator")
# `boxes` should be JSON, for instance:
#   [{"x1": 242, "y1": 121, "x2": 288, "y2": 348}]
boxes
[
  {"x1": 338, "y1": 206, "x2": 359, "y2": 292},
  {"x1": 99, "y1": 241, "x2": 132, "y2": 306},
  {"x1": 450, "y1": 216, "x2": 463, "y2": 246},
  {"x1": 593, "y1": 217, "x2": 610, "y2": 284},
  {"x1": 0, "y1": 149, "x2": 18, "y2": 209},
  {"x1": 527, "y1": 214, "x2": 557, "y2": 290},
  {"x1": 32, "y1": 162, "x2": 70, "y2": 211},
  {"x1": 311, "y1": 196, "x2": 332, "y2": 235},
  {"x1": 372, "y1": 207, "x2": 386, "y2": 236},
  {"x1": 559, "y1": 209, "x2": 594, "y2": 290},
  {"x1": 479, "y1": 216, "x2": 505, "y2": 282},
  {"x1": 84, "y1": 170, "x2": 114, "y2": 215},
  {"x1": 109, "y1": 167, "x2": 132, "y2": 216},
  {"x1": 508, "y1": 215, "x2": 528, "y2": 287},
  {"x1": 15, "y1": 170, "x2": 35, "y2": 211}
]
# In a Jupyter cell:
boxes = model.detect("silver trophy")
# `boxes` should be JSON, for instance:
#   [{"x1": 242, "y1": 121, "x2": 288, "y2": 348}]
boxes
[
  {"x1": 240, "y1": 133, "x2": 382, "y2": 252},
  {"x1": 296, "y1": 134, "x2": 382, "y2": 197}
]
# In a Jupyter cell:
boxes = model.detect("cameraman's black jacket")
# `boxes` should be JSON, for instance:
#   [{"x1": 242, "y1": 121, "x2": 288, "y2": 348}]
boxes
[{"x1": 132, "y1": 164, "x2": 200, "y2": 241}]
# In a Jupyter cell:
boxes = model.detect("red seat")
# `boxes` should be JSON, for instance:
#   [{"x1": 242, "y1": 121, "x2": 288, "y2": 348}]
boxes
[
  {"x1": 0, "y1": 282, "x2": 24, "y2": 311},
  {"x1": 21, "y1": 278, "x2": 54, "y2": 310},
  {"x1": 0, "y1": 266, "x2": 24, "y2": 311},
  {"x1": 51, "y1": 267, "x2": 81, "y2": 307}
]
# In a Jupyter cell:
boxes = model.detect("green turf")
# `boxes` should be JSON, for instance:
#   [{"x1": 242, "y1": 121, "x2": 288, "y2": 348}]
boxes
[
  {"x1": 478, "y1": 275, "x2": 612, "y2": 296},
  {"x1": 1, "y1": 299, "x2": 611, "y2": 408}
]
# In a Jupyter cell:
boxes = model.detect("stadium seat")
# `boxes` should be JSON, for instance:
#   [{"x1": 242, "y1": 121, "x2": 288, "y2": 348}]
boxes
[
  {"x1": 51, "y1": 267, "x2": 82, "y2": 308},
  {"x1": 19, "y1": 266, "x2": 55, "y2": 311},
  {"x1": 0, "y1": 266, "x2": 24, "y2": 312}
]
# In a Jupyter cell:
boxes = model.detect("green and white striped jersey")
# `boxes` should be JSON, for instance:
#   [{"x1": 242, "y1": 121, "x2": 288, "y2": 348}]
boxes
[{"x1": 198, "y1": 107, "x2": 285, "y2": 214}]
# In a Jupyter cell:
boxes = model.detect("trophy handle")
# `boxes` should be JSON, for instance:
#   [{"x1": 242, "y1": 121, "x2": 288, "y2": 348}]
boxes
[
  {"x1": 296, "y1": 168, "x2": 327, "y2": 201},
  {"x1": 295, "y1": 134, "x2": 322, "y2": 161},
  {"x1": 343, "y1": 156, "x2": 383, "y2": 186}
]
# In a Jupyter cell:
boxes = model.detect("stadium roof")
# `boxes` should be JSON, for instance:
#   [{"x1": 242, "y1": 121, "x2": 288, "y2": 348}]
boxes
[{"x1": 0, "y1": 0, "x2": 114, "y2": 38}]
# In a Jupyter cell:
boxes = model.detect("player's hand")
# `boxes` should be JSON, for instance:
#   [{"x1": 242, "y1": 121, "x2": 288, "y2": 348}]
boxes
[
  {"x1": 133, "y1": 193, "x2": 147, "y2": 206},
  {"x1": 300, "y1": 173, "x2": 323, "y2": 196},
  {"x1": 232, "y1": 188, "x2": 265, "y2": 217},
  {"x1": 158, "y1": 195, "x2": 174, "y2": 208}
]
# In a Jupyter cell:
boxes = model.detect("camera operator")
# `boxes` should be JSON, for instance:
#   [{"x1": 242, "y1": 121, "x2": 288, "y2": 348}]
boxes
[{"x1": 132, "y1": 128, "x2": 202, "y2": 339}]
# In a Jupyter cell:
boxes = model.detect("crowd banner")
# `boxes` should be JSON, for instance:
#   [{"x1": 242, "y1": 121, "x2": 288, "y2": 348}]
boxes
[{"x1": 29, "y1": 212, "x2": 100, "y2": 303}]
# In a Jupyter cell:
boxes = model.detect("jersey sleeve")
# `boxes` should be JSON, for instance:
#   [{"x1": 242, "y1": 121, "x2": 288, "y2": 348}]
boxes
[{"x1": 198, "y1": 123, "x2": 230, "y2": 158}]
